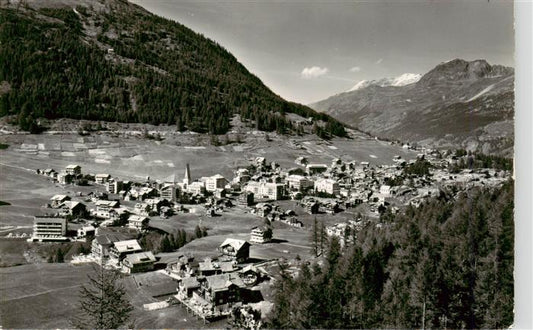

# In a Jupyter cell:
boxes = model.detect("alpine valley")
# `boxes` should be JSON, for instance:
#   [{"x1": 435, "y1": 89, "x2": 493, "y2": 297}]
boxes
[{"x1": 310, "y1": 59, "x2": 514, "y2": 156}]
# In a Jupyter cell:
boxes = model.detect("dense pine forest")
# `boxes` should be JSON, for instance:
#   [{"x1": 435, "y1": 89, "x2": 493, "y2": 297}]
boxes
[
  {"x1": 0, "y1": 1, "x2": 346, "y2": 137},
  {"x1": 267, "y1": 181, "x2": 514, "y2": 329}
]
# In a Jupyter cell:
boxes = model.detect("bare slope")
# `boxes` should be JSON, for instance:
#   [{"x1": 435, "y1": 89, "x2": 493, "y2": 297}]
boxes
[{"x1": 310, "y1": 59, "x2": 514, "y2": 156}]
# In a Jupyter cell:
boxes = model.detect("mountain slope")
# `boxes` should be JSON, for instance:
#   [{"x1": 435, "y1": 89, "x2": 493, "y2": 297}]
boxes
[
  {"x1": 310, "y1": 59, "x2": 514, "y2": 155},
  {"x1": 0, "y1": 0, "x2": 345, "y2": 137}
]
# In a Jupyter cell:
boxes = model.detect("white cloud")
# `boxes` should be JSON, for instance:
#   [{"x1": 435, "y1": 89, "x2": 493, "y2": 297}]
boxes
[
  {"x1": 349, "y1": 66, "x2": 361, "y2": 72},
  {"x1": 301, "y1": 66, "x2": 329, "y2": 79},
  {"x1": 375, "y1": 58, "x2": 383, "y2": 65}
]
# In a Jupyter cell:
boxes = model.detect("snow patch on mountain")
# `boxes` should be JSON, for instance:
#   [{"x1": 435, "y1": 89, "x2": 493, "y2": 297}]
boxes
[
  {"x1": 466, "y1": 84, "x2": 495, "y2": 102},
  {"x1": 348, "y1": 73, "x2": 422, "y2": 92}
]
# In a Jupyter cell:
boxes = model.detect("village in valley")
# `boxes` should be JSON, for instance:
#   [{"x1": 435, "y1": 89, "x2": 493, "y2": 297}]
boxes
[
  {"x1": 0, "y1": 125, "x2": 511, "y2": 327},
  {"x1": 0, "y1": 0, "x2": 521, "y2": 327}
]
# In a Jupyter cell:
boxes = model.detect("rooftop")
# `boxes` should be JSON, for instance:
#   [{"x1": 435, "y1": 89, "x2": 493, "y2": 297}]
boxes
[
  {"x1": 124, "y1": 251, "x2": 156, "y2": 264},
  {"x1": 113, "y1": 239, "x2": 142, "y2": 253},
  {"x1": 220, "y1": 238, "x2": 249, "y2": 251}
]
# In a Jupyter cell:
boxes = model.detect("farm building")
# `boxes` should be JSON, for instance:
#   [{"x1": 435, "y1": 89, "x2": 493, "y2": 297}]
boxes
[
  {"x1": 57, "y1": 173, "x2": 74, "y2": 185},
  {"x1": 59, "y1": 201, "x2": 87, "y2": 217},
  {"x1": 50, "y1": 194, "x2": 70, "y2": 208},
  {"x1": 218, "y1": 238, "x2": 250, "y2": 263},
  {"x1": 239, "y1": 265, "x2": 261, "y2": 286},
  {"x1": 198, "y1": 258, "x2": 238, "y2": 276},
  {"x1": 195, "y1": 273, "x2": 246, "y2": 312},
  {"x1": 178, "y1": 277, "x2": 201, "y2": 298}
]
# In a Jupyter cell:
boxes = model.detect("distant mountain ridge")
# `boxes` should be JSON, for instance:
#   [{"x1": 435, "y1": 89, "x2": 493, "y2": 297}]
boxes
[
  {"x1": 0, "y1": 0, "x2": 345, "y2": 137},
  {"x1": 348, "y1": 73, "x2": 422, "y2": 92},
  {"x1": 310, "y1": 59, "x2": 514, "y2": 156}
]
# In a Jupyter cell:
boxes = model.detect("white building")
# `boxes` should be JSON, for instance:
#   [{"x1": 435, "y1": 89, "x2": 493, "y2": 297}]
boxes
[
  {"x1": 314, "y1": 178, "x2": 340, "y2": 196},
  {"x1": 379, "y1": 185, "x2": 392, "y2": 196},
  {"x1": 95, "y1": 200, "x2": 119, "y2": 211},
  {"x1": 77, "y1": 225, "x2": 95, "y2": 238},
  {"x1": 128, "y1": 215, "x2": 149, "y2": 230},
  {"x1": 205, "y1": 174, "x2": 228, "y2": 192},
  {"x1": 30, "y1": 216, "x2": 68, "y2": 242},
  {"x1": 245, "y1": 181, "x2": 285, "y2": 200},
  {"x1": 187, "y1": 181, "x2": 206, "y2": 195},
  {"x1": 159, "y1": 184, "x2": 176, "y2": 202},
  {"x1": 109, "y1": 239, "x2": 143, "y2": 265},
  {"x1": 250, "y1": 226, "x2": 272, "y2": 244},
  {"x1": 95, "y1": 174, "x2": 111, "y2": 184},
  {"x1": 106, "y1": 180, "x2": 124, "y2": 194},
  {"x1": 57, "y1": 173, "x2": 73, "y2": 185},
  {"x1": 122, "y1": 251, "x2": 156, "y2": 274},
  {"x1": 285, "y1": 175, "x2": 314, "y2": 192},
  {"x1": 65, "y1": 164, "x2": 81, "y2": 175}
]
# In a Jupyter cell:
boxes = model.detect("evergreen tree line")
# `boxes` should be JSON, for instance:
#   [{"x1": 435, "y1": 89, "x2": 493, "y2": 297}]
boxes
[
  {"x1": 0, "y1": 6, "x2": 346, "y2": 137},
  {"x1": 139, "y1": 229, "x2": 189, "y2": 253},
  {"x1": 450, "y1": 149, "x2": 513, "y2": 172},
  {"x1": 403, "y1": 158, "x2": 432, "y2": 177},
  {"x1": 267, "y1": 181, "x2": 514, "y2": 329}
]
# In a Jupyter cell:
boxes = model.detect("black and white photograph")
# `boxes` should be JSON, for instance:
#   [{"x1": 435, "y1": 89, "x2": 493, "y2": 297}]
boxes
[{"x1": 0, "y1": 0, "x2": 530, "y2": 328}]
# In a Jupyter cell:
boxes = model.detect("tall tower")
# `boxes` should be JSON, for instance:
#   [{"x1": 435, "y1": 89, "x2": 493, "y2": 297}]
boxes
[{"x1": 183, "y1": 163, "x2": 191, "y2": 185}]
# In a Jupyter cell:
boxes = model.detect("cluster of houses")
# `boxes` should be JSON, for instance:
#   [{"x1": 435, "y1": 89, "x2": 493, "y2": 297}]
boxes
[
  {"x1": 90, "y1": 227, "x2": 157, "y2": 273},
  {"x1": 31, "y1": 146, "x2": 510, "y2": 247},
  {"x1": 26, "y1": 146, "x2": 512, "y2": 324},
  {"x1": 166, "y1": 238, "x2": 268, "y2": 320},
  {"x1": 325, "y1": 218, "x2": 368, "y2": 246},
  {"x1": 32, "y1": 148, "x2": 509, "y2": 241}
]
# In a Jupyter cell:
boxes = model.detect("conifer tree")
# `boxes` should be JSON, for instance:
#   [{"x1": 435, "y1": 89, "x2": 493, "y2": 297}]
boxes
[{"x1": 70, "y1": 266, "x2": 134, "y2": 329}]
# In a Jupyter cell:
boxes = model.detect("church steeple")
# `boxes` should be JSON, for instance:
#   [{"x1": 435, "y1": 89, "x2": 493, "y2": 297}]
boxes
[{"x1": 183, "y1": 163, "x2": 191, "y2": 185}]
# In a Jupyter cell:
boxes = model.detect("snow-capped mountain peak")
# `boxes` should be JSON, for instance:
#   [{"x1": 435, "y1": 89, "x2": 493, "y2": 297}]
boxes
[
  {"x1": 391, "y1": 73, "x2": 422, "y2": 86},
  {"x1": 348, "y1": 73, "x2": 422, "y2": 92}
]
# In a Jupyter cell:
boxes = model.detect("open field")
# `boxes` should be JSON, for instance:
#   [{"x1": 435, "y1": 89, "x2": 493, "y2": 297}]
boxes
[
  {"x1": 0, "y1": 263, "x2": 225, "y2": 329},
  {"x1": 0, "y1": 128, "x2": 417, "y2": 182},
  {"x1": 0, "y1": 263, "x2": 93, "y2": 328},
  {"x1": 0, "y1": 239, "x2": 29, "y2": 267},
  {"x1": 0, "y1": 163, "x2": 100, "y2": 230},
  {"x1": 0, "y1": 164, "x2": 67, "y2": 230},
  {"x1": 157, "y1": 224, "x2": 315, "y2": 264},
  {"x1": 150, "y1": 205, "x2": 264, "y2": 235}
]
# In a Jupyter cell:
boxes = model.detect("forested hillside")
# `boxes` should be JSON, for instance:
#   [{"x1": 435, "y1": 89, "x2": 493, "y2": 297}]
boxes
[
  {"x1": 0, "y1": 1, "x2": 345, "y2": 137},
  {"x1": 267, "y1": 181, "x2": 514, "y2": 329}
]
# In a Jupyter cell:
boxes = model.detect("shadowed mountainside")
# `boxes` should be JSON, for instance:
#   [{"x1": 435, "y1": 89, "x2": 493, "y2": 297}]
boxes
[{"x1": 0, "y1": 0, "x2": 345, "y2": 137}]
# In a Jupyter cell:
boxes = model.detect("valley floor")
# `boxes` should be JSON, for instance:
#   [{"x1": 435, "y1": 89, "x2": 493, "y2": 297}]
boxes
[{"x1": 0, "y1": 127, "x2": 419, "y2": 328}]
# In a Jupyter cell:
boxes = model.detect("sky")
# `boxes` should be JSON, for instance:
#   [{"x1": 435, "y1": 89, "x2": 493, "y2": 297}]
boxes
[{"x1": 130, "y1": 0, "x2": 515, "y2": 105}]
